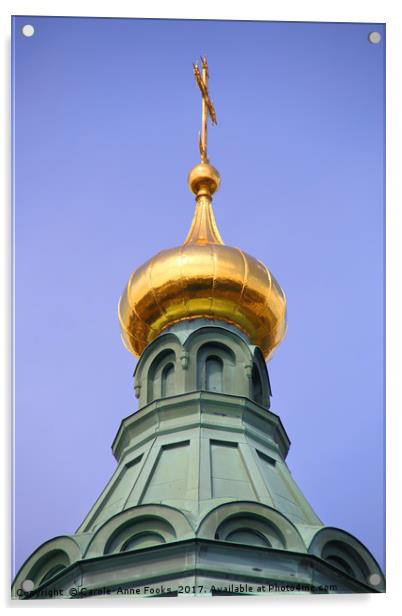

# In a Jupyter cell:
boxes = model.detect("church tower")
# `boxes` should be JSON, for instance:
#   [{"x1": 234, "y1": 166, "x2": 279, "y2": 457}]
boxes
[{"x1": 13, "y1": 58, "x2": 384, "y2": 599}]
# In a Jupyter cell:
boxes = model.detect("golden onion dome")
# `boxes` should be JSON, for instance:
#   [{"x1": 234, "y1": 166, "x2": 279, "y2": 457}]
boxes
[{"x1": 118, "y1": 162, "x2": 287, "y2": 359}]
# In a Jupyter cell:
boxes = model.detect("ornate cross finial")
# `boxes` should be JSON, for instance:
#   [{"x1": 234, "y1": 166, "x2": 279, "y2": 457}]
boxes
[{"x1": 193, "y1": 56, "x2": 217, "y2": 164}]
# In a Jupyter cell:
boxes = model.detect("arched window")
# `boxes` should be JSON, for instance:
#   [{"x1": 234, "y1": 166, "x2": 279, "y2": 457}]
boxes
[
  {"x1": 205, "y1": 356, "x2": 223, "y2": 393},
  {"x1": 104, "y1": 517, "x2": 176, "y2": 554},
  {"x1": 147, "y1": 350, "x2": 176, "y2": 403},
  {"x1": 215, "y1": 514, "x2": 285, "y2": 549},
  {"x1": 161, "y1": 363, "x2": 175, "y2": 398},
  {"x1": 226, "y1": 529, "x2": 271, "y2": 548},
  {"x1": 321, "y1": 540, "x2": 368, "y2": 581},
  {"x1": 325, "y1": 555, "x2": 355, "y2": 577},
  {"x1": 251, "y1": 364, "x2": 263, "y2": 405},
  {"x1": 196, "y1": 343, "x2": 234, "y2": 393},
  {"x1": 121, "y1": 532, "x2": 165, "y2": 552},
  {"x1": 39, "y1": 564, "x2": 67, "y2": 585}
]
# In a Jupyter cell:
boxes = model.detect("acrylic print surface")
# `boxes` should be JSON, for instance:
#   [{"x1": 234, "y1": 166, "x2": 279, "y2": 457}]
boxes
[{"x1": 12, "y1": 16, "x2": 385, "y2": 598}]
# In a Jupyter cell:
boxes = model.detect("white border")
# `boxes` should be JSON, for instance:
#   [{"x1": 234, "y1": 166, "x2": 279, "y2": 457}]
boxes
[{"x1": 1, "y1": 1, "x2": 400, "y2": 614}]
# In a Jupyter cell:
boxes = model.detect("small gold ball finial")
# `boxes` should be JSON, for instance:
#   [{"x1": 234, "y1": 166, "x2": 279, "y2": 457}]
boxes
[{"x1": 188, "y1": 162, "x2": 221, "y2": 197}]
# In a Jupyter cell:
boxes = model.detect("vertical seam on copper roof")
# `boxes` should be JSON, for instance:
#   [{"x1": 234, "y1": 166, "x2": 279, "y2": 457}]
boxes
[
  {"x1": 148, "y1": 253, "x2": 167, "y2": 319},
  {"x1": 234, "y1": 248, "x2": 248, "y2": 315},
  {"x1": 121, "y1": 271, "x2": 155, "y2": 352},
  {"x1": 126, "y1": 271, "x2": 156, "y2": 337},
  {"x1": 262, "y1": 260, "x2": 273, "y2": 309},
  {"x1": 210, "y1": 243, "x2": 217, "y2": 314},
  {"x1": 179, "y1": 243, "x2": 190, "y2": 318}
]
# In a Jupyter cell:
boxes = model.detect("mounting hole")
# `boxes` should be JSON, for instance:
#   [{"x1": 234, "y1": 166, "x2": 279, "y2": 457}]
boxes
[
  {"x1": 368, "y1": 573, "x2": 381, "y2": 586},
  {"x1": 22, "y1": 24, "x2": 35, "y2": 37},
  {"x1": 22, "y1": 579, "x2": 34, "y2": 591},
  {"x1": 368, "y1": 31, "x2": 381, "y2": 44}
]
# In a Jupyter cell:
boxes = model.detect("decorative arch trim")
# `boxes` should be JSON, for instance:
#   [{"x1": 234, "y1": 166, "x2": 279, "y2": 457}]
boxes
[
  {"x1": 84, "y1": 504, "x2": 194, "y2": 558},
  {"x1": 308, "y1": 527, "x2": 385, "y2": 591},
  {"x1": 12, "y1": 535, "x2": 82, "y2": 594},
  {"x1": 184, "y1": 326, "x2": 251, "y2": 360},
  {"x1": 197, "y1": 501, "x2": 306, "y2": 552},
  {"x1": 147, "y1": 350, "x2": 176, "y2": 403},
  {"x1": 133, "y1": 332, "x2": 182, "y2": 379}
]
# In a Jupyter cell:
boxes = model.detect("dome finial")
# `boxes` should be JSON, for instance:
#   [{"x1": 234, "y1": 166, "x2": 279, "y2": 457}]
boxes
[
  {"x1": 193, "y1": 55, "x2": 217, "y2": 164},
  {"x1": 118, "y1": 57, "x2": 287, "y2": 359},
  {"x1": 185, "y1": 57, "x2": 223, "y2": 245}
]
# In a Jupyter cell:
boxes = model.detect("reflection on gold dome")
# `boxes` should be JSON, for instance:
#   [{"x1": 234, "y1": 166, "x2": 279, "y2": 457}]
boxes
[
  {"x1": 118, "y1": 162, "x2": 287, "y2": 359},
  {"x1": 118, "y1": 57, "x2": 287, "y2": 359}
]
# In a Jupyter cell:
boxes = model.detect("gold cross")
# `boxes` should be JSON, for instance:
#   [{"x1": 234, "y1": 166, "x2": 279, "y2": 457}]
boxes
[{"x1": 193, "y1": 56, "x2": 217, "y2": 164}]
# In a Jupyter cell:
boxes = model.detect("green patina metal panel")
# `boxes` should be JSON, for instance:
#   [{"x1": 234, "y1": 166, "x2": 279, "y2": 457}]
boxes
[
  {"x1": 141, "y1": 441, "x2": 190, "y2": 503},
  {"x1": 210, "y1": 440, "x2": 256, "y2": 499},
  {"x1": 256, "y1": 451, "x2": 307, "y2": 524},
  {"x1": 89, "y1": 455, "x2": 144, "y2": 529}
]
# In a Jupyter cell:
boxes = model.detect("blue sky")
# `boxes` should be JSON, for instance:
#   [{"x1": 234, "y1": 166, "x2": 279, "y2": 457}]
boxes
[{"x1": 12, "y1": 16, "x2": 385, "y2": 574}]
